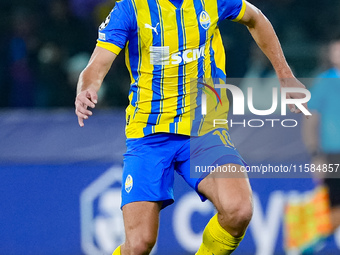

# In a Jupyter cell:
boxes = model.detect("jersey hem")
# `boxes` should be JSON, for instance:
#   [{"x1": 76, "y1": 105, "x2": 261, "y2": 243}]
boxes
[
  {"x1": 232, "y1": 0, "x2": 247, "y2": 22},
  {"x1": 96, "y1": 40, "x2": 123, "y2": 55}
]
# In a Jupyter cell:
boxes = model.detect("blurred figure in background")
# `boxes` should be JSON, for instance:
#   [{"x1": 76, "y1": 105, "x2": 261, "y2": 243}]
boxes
[
  {"x1": 70, "y1": 0, "x2": 107, "y2": 19},
  {"x1": 36, "y1": 0, "x2": 94, "y2": 107},
  {"x1": 0, "y1": 0, "x2": 337, "y2": 109},
  {"x1": 36, "y1": 42, "x2": 71, "y2": 107},
  {"x1": 41, "y1": 0, "x2": 91, "y2": 56},
  {"x1": 7, "y1": 8, "x2": 40, "y2": 107},
  {"x1": 65, "y1": 52, "x2": 109, "y2": 107},
  {"x1": 303, "y1": 37, "x2": 340, "y2": 233}
]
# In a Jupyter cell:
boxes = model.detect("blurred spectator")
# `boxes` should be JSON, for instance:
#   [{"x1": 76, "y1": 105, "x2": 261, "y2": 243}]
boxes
[
  {"x1": 65, "y1": 52, "x2": 109, "y2": 106},
  {"x1": 0, "y1": 38, "x2": 9, "y2": 107},
  {"x1": 36, "y1": 42, "x2": 73, "y2": 107},
  {"x1": 66, "y1": 53, "x2": 91, "y2": 89},
  {"x1": 93, "y1": 0, "x2": 116, "y2": 30},
  {"x1": 303, "y1": 37, "x2": 340, "y2": 243},
  {"x1": 6, "y1": 8, "x2": 40, "y2": 107},
  {"x1": 36, "y1": 0, "x2": 95, "y2": 107},
  {"x1": 41, "y1": 0, "x2": 92, "y2": 56},
  {"x1": 70, "y1": 0, "x2": 107, "y2": 19}
]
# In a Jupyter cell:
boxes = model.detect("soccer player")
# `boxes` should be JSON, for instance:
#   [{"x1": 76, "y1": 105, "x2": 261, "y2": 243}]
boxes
[{"x1": 75, "y1": 0, "x2": 307, "y2": 254}]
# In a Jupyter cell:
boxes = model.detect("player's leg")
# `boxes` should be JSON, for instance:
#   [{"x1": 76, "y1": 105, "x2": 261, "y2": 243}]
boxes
[
  {"x1": 198, "y1": 167, "x2": 252, "y2": 236},
  {"x1": 113, "y1": 133, "x2": 187, "y2": 255},
  {"x1": 175, "y1": 128, "x2": 252, "y2": 254},
  {"x1": 196, "y1": 166, "x2": 253, "y2": 254},
  {"x1": 112, "y1": 201, "x2": 162, "y2": 255}
]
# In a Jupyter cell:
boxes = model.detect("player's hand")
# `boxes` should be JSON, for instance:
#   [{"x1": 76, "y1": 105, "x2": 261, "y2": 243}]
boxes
[
  {"x1": 279, "y1": 77, "x2": 309, "y2": 117},
  {"x1": 75, "y1": 88, "x2": 97, "y2": 127}
]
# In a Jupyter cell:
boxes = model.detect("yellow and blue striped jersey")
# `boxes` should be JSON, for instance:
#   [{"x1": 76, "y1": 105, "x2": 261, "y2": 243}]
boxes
[{"x1": 97, "y1": 0, "x2": 246, "y2": 138}]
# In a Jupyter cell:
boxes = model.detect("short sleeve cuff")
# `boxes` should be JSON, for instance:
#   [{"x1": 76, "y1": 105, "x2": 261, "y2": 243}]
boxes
[
  {"x1": 232, "y1": 0, "x2": 247, "y2": 22},
  {"x1": 96, "y1": 40, "x2": 123, "y2": 55}
]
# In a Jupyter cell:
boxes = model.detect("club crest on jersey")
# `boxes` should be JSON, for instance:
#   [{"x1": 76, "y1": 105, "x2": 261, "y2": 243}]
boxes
[
  {"x1": 199, "y1": 11, "x2": 211, "y2": 30},
  {"x1": 125, "y1": 174, "x2": 133, "y2": 193}
]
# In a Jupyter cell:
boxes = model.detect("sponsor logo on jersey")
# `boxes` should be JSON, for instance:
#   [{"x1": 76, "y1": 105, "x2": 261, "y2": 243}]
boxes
[
  {"x1": 150, "y1": 45, "x2": 205, "y2": 66},
  {"x1": 125, "y1": 174, "x2": 133, "y2": 193},
  {"x1": 199, "y1": 11, "x2": 211, "y2": 30}
]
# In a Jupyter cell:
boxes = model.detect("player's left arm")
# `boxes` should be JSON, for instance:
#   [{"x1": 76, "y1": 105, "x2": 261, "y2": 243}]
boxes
[{"x1": 237, "y1": 1, "x2": 308, "y2": 114}]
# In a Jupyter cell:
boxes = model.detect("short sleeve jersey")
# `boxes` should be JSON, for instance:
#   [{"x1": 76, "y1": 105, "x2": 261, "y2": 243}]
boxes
[{"x1": 97, "y1": 0, "x2": 246, "y2": 138}]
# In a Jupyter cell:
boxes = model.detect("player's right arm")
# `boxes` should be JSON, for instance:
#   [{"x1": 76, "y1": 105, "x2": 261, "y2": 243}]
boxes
[
  {"x1": 75, "y1": 47, "x2": 117, "y2": 127},
  {"x1": 75, "y1": 0, "x2": 133, "y2": 127}
]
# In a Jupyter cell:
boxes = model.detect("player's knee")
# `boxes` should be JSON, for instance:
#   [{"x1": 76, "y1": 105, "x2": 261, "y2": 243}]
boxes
[
  {"x1": 125, "y1": 234, "x2": 156, "y2": 255},
  {"x1": 129, "y1": 241, "x2": 154, "y2": 255},
  {"x1": 218, "y1": 197, "x2": 253, "y2": 237}
]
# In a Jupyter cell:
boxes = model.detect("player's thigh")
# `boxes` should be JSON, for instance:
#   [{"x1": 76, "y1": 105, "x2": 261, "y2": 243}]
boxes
[
  {"x1": 122, "y1": 134, "x2": 181, "y2": 209},
  {"x1": 122, "y1": 201, "x2": 162, "y2": 247},
  {"x1": 197, "y1": 164, "x2": 253, "y2": 218},
  {"x1": 176, "y1": 128, "x2": 249, "y2": 202}
]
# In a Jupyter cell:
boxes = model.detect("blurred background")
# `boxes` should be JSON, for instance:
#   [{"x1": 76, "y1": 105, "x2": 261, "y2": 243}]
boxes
[
  {"x1": 0, "y1": 0, "x2": 340, "y2": 255},
  {"x1": 0, "y1": 0, "x2": 339, "y2": 108}
]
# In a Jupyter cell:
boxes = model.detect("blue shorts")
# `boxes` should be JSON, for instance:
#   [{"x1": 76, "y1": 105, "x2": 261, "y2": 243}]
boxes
[{"x1": 121, "y1": 128, "x2": 246, "y2": 209}]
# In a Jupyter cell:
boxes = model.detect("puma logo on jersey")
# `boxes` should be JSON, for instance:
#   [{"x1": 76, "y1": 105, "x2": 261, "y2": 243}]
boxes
[{"x1": 145, "y1": 23, "x2": 159, "y2": 35}]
